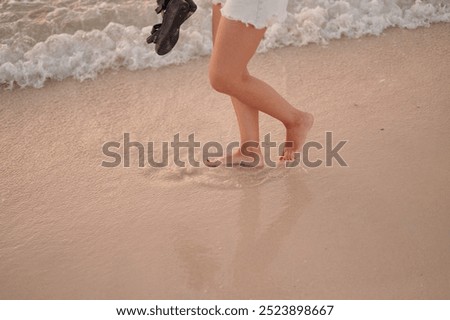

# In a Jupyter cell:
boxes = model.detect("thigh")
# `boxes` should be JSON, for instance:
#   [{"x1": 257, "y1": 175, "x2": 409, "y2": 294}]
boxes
[
  {"x1": 212, "y1": 4, "x2": 222, "y2": 44},
  {"x1": 210, "y1": 17, "x2": 266, "y2": 77}
]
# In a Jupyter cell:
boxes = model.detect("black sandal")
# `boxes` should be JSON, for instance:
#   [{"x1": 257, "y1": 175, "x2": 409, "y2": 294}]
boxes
[
  {"x1": 146, "y1": 0, "x2": 197, "y2": 56},
  {"x1": 146, "y1": 23, "x2": 162, "y2": 44}
]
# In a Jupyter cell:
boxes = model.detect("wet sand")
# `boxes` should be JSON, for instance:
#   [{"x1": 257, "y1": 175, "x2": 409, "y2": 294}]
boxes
[{"x1": 1, "y1": 23, "x2": 449, "y2": 299}]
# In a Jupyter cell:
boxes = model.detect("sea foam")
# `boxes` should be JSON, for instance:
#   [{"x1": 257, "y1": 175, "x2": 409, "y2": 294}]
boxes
[{"x1": 0, "y1": 0, "x2": 449, "y2": 89}]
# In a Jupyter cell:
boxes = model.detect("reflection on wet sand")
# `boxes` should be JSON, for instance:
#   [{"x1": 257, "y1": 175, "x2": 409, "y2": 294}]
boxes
[
  {"x1": 172, "y1": 172, "x2": 311, "y2": 298},
  {"x1": 231, "y1": 174, "x2": 311, "y2": 299}
]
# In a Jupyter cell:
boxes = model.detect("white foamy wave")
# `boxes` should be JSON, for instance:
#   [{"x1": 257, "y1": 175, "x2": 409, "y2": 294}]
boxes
[
  {"x1": 1, "y1": 0, "x2": 449, "y2": 89},
  {"x1": 0, "y1": 22, "x2": 212, "y2": 88}
]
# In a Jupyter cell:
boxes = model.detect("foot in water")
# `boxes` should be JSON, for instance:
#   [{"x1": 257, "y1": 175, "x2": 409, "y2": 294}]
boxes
[
  {"x1": 146, "y1": 0, "x2": 197, "y2": 55},
  {"x1": 279, "y1": 111, "x2": 314, "y2": 162},
  {"x1": 205, "y1": 147, "x2": 264, "y2": 168}
]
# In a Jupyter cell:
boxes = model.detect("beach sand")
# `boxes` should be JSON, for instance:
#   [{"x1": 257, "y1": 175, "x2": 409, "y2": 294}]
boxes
[{"x1": 1, "y1": 23, "x2": 449, "y2": 299}]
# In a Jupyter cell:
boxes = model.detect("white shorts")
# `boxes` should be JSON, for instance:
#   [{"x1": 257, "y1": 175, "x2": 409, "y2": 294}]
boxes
[{"x1": 211, "y1": 0, "x2": 289, "y2": 29}]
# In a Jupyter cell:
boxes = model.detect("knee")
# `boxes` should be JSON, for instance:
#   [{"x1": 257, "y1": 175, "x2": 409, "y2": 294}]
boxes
[
  {"x1": 209, "y1": 67, "x2": 231, "y2": 94},
  {"x1": 209, "y1": 65, "x2": 247, "y2": 95}
]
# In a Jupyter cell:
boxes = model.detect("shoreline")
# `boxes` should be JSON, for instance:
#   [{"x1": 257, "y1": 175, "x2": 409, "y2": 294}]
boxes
[{"x1": 1, "y1": 22, "x2": 448, "y2": 92}]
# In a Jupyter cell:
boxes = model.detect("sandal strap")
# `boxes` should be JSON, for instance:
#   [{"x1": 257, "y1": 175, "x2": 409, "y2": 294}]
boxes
[{"x1": 155, "y1": 0, "x2": 171, "y2": 14}]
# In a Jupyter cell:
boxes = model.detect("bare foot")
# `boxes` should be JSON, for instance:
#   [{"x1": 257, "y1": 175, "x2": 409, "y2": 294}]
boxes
[
  {"x1": 205, "y1": 147, "x2": 264, "y2": 168},
  {"x1": 280, "y1": 111, "x2": 314, "y2": 161}
]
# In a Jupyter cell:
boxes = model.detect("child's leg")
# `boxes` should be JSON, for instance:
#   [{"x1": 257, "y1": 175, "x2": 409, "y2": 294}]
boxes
[
  {"x1": 211, "y1": 4, "x2": 261, "y2": 167},
  {"x1": 209, "y1": 15, "x2": 314, "y2": 161},
  {"x1": 212, "y1": 4, "x2": 260, "y2": 147}
]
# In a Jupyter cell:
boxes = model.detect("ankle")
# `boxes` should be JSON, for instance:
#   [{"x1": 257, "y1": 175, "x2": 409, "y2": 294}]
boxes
[{"x1": 283, "y1": 111, "x2": 304, "y2": 129}]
